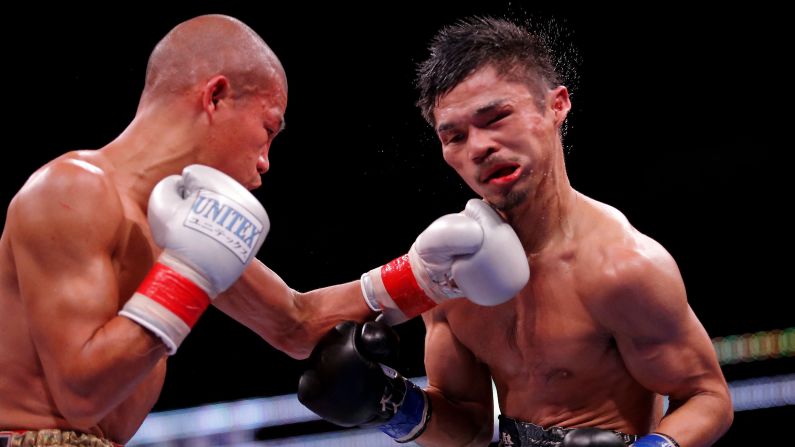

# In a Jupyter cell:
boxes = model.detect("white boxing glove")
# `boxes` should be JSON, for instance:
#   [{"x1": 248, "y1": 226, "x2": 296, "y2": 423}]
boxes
[
  {"x1": 453, "y1": 199, "x2": 530, "y2": 305},
  {"x1": 361, "y1": 199, "x2": 529, "y2": 324},
  {"x1": 119, "y1": 164, "x2": 269, "y2": 354}
]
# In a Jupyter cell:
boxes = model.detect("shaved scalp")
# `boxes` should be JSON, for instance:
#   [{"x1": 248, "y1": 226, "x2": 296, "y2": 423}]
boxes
[{"x1": 143, "y1": 14, "x2": 285, "y2": 101}]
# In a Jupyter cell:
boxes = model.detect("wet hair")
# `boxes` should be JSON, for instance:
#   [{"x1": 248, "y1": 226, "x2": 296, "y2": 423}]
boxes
[{"x1": 416, "y1": 16, "x2": 562, "y2": 126}]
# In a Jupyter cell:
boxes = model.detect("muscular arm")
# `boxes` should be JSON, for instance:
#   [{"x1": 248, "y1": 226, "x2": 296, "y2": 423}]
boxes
[
  {"x1": 214, "y1": 264, "x2": 374, "y2": 359},
  {"x1": 415, "y1": 307, "x2": 494, "y2": 447},
  {"x1": 8, "y1": 161, "x2": 167, "y2": 429},
  {"x1": 592, "y1": 240, "x2": 732, "y2": 447},
  {"x1": 216, "y1": 197, "x2": 527, "y2": 360}
]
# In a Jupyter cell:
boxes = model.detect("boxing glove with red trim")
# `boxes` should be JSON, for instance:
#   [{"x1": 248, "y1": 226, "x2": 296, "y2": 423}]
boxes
[
  {"x1": 119, "y1": 164, "x2": 269, "y2": 354},
  {"x1": 361, "y1": 199, "x2": 529, "y2": 324}
]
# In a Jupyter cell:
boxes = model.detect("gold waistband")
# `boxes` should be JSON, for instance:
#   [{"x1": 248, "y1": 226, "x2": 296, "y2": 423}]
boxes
[{"x1": 0, "y1": 429, "x2": 121, "y2": 447}]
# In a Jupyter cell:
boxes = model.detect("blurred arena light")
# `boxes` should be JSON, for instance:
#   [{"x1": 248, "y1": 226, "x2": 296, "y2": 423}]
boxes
[
  {"x1": 128, "y1": 372, "x2": 794, "y2": 446},
  {"x1": 713, "y1": 327, "x2": 794, "y2": 364}
]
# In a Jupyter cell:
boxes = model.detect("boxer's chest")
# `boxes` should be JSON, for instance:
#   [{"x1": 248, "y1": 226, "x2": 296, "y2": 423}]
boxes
[{"x1": 447, "y1": 257, "x2": 617, "y2": 390}]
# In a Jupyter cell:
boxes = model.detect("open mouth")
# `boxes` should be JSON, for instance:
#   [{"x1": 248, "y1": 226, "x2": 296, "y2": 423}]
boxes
[{"x1": 482, "y1": 163, "x2": 521, "y2": 184}]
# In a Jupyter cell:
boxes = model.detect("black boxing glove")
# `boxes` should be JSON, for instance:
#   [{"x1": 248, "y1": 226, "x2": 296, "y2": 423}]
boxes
[
  {"x1": 297, "y1": 320, "x2": 431, "y2": 442},
  {"x1": 563, "y1": 428, "x2": 625, "y2": 447}
]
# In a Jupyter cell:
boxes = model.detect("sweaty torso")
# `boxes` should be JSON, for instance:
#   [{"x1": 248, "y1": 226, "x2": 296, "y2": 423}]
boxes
[
  {"x1": 442, "y1": 197, "x2": 663, "y2": 434},
  {"x1": 0, "y1": 151, "x2": 166, "y2": 441}
]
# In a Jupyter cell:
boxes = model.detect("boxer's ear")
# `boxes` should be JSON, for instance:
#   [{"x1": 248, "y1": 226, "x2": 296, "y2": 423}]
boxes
[
  {"x1": 201, "y1": 75, "x2": 231, "y2": 119},
  {"x1": 548, "y1": 85, "x2": 570, "y2": 128}
]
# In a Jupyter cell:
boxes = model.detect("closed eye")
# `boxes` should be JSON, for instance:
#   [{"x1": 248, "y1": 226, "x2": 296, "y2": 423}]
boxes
[
  {"x1": 448, "y1": 133, "x2": 465, "y2": 144},
  {"x1": 440, "y1": 131, "x2": 466, "y2": 146},
  {"x1": 487, "y1": 111, "x2": 510, "y2": 126},
  {"x1": 265, "y1": 118, "x2": 286, "y2": 138}
]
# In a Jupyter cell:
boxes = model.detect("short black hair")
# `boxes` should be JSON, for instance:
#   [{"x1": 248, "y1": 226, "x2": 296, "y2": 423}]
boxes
[{"x1": 416, "y1": 16, "x2": 562, "y2": 126}]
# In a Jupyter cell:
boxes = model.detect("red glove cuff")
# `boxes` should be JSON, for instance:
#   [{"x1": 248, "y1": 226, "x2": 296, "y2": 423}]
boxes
[
  {"x1": 136, "y1": 262, "x2": 211, "y2": 327},
  {"x1": 381, "y1": 255, "x2": 437, "y2": 317}
]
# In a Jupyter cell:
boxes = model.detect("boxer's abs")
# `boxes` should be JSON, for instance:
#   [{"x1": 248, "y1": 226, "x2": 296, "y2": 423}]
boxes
[{"x1": 446, "y1": 299, "x2": 660, "y2": 434}]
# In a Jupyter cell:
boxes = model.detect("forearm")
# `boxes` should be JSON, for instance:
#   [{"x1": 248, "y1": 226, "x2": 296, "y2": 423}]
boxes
[
  {"x1": 95, "y1": 358, "x2": 166, "y2": 441},
  {"x1": 296, "y1": 282, "x2": 375, "y2": 344},
  {"x1": 655, "y1": 390, "x2": 733, "y2": 447},
  {"x1": 416, "y1": 387, "x2": 493, "y2": 447},
  {"x1": 215, "y1": 262, "x2": 304, "y2": 354},
  {"x1": 55, "y1": 316, "x2": 166, "y2": 426},
  {"x1": 217, "y1": 262, "x2": 374, "y2": 358}
]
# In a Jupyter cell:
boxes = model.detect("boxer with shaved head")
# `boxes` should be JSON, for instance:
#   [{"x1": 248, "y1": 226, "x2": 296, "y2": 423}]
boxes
[{"x1": 0, "y1": 14, "x2": 528, "y2": 446}]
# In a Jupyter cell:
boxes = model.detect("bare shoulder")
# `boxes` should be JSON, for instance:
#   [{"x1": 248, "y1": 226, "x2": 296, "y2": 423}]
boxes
[
  {"x1": 576, "y1": 195, "x2": 687, "y2": 331},
  {"x1": 577, "y1": 193, "x2": 680, "y2": 282},
  {"x1": 422, "y1": 301, "x2": 451, "y2": 326},
  {"x1": 423, "y1": 300, "x2": 465, "y2": 336},
  {"x1": 7, "y1": 154, "x2": 124, "y2": 248}
]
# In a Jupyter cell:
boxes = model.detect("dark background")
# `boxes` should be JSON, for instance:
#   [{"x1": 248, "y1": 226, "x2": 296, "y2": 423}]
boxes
[{"x1": 3, "y1": 1, "x2": 792, "y2": 444}]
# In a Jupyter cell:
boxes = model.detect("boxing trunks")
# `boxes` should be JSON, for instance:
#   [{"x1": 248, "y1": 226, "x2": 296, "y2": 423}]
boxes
[
  {"x1": 498, "y1": 415, "x2": 639, "y2": 447},
  {"x1": 0, "y1": 429, "x2": 121, "y2": 447}
]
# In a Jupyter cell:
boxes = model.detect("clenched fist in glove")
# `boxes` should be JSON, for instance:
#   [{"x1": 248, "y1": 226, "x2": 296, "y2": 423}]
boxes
[
  {"x1": 361, "y1": 199, "x2": 529, "y2": 324},
  {"x1": 298, "y1": 319, "x2": 430, "y2": 443},
  {"x1": 119, "y1": 164, "x2": 269, "y2": 353}
]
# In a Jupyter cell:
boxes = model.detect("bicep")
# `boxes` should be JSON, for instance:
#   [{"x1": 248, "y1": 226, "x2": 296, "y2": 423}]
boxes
[
  {"x1": 418, "y1": 309, "x2": 496, "y2": 445},
  {"x1": 615, "y1": 305, "x2": 724, "y2": 402},
  {"x1": 15, "y1": 237, "x2": 120, "y2": 358},
  {"x1": 599, "y1": 253, "x2": 725, "y2": 401},
  {"x1": 422, "y1": 309, "x2": 492, "y2": 411},
  {"x1": 8, "y1": 169, "x2": 123, "y2": 376}
]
